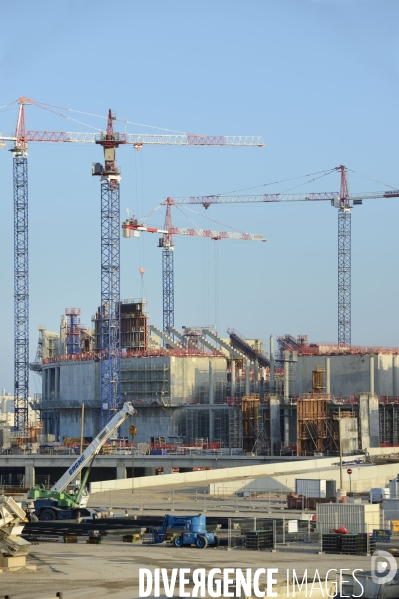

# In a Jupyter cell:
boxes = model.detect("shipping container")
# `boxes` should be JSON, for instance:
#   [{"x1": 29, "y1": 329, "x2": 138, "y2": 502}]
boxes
[
  {"x1": 381, "y1": 498, "x2": 399, "y2": 522},
  {"x1": 295, "y1": 479, "x2": 326, "y2": 498},
  {"x1": 390, "y1": 519, "x2": 399, "y2": 532},
  {"x1": 389, "y1": 478, "x2": 399, "y2": 499},
  {"x1": 316, "y1": 503, "x2": 380, "y2": 534}
]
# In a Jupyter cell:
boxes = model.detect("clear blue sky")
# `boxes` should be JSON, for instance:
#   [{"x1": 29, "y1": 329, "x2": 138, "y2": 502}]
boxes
[{"x1": 0, "y1": 0, "x2": 398, "y2": 394}]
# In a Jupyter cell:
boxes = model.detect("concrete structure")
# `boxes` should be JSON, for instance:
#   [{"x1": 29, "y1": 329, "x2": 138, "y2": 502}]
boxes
[
  {"x1": 86, "y1": 446, "x2": 399, "y2": 494},
  {"x1": 29, "y1": 314, "x2": 399, "y2": 456},
  {"x1": 40, "y1": 355, "x2": 227, "y2": 442},
  {"x1": 294, "y1": 353, "x2": 399, "y2": 397}
]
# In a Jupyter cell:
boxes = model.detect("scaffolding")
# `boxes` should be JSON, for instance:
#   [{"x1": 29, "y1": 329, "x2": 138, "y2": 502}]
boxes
[
  {"x1": 379, "y1": 398, "x2": 399, "y2": 446},
  {"x1": 227, "y1": 406, "x2": 242, "y2": 449},
  {"x1": 93, "y1": 299, "x2": 149, "y2": 351},
  {"x1": 241, "y1": 394, "x2": 265, "y2": 453},
  {"x1": 65, "y1": 308, "x2": 81, "y2": 355},
  {"x1": 228, "y1": 328, "x2": 270, "y2": 367},
  {"x1": 120, "y1": 362, "x2": 170, "y2": 406},
  {"x1": 312, "y1": 366, "x2": 325, "y2": 394},
  {"x1": 297, "y1": 394, "x2": 338, "y2": 456},
  {"x1": 180, "y1": 406, "x2": 241, "y2": 448}
]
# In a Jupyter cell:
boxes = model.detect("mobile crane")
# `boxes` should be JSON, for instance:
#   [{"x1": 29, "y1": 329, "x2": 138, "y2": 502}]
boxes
[{"x1": 28, "y1": 402, "x2": 136, "y2": 520}]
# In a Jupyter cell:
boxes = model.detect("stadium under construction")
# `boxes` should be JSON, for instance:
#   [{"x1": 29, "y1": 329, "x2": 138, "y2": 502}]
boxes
[{"x1": 22, "y1": 300, "x2": 399, "y2": 457}]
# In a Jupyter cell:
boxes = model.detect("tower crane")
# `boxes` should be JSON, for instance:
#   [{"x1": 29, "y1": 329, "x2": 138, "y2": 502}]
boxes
[
  {"x1": 122, "y1": 198, "x2": 266, "y2": 337},
  {"x1": 0, "y1": 97, "x2": 264, "y2": 429},
  {"x1": 170, "y1": 165, "x2": 399, "y2": 347}
]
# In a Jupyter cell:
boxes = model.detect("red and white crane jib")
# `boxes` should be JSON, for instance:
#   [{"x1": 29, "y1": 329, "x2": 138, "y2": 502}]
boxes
[
  {"x1": 168, "y1": 228, "x2": 266, "y2": 241},
  {"x1": 0, "y1": 131, "x2": 264, "y2": 148},
  {"x1": 122, "y1": 219, "x2": 266, "y2": 242},
  {"x1": 170, "y1": 190, "x2": 399, "y2": 209}
]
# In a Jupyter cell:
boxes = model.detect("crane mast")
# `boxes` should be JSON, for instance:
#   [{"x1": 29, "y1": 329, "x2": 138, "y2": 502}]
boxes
[
  {"x1": 159, "y1": 198, "x2": 175, "y2": 339},
  {"x1": 122, "y1": 201, "x2": 265, "y2": 336},
  {"x1": 337, "y1": 165, "x2": 351, "y2": 347},
  {"x1": 170, "y1": 167, "x2": 399, "y2": 348},
  {"x1": 92, "y1": 110, "x2": 124, "y2": 426},
  {"x1": 11, "y1": 98, "x2": 31, "y2": 431},
  {"x1": 0, "y1": 98, "x2": 264, "y2": 429}
]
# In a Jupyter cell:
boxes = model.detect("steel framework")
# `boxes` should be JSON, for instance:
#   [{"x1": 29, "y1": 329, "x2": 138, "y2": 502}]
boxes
[
  {"x1": 160, "y1": 198, "x2": 174, "y2": 336},
  {"x1": 65, "y1": 308, "x2": 81, "y2": 355},
  {"x1": 123, "y1": 200, "x2": 265, "y2": 337},
  {"x1": 338, "y1": 210, "x2": 351, "y2": 346},
  {"x1": 0, "y1": 96, "x2": 264, "y2": 429},
  {"x1": 93, "y1": 111, "x2": 123, "y2": 425},
  {"x1": 13, "y1": 151, "x2": 29, "y2": 431},
  {"x1": 99, "y1": 181, "x2": 121, "y2": 425},
  {"x1": 171, "y1": 166, "x2": 399, "y2": 346},
  {"x1": 1, "y1": 131, "x2": 264, "y2": 147},
  {"x1": 12, "y1": 99, "x2": 30, "y2": 431},
  {"x1": 337, "y1": 165, "x2": 351, "y2": 347}
]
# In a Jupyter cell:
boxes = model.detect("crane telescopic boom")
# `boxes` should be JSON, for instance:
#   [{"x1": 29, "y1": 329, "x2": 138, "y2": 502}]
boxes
[{"x1": 28, "y1": 401, "x2": 136, "y2": 503}]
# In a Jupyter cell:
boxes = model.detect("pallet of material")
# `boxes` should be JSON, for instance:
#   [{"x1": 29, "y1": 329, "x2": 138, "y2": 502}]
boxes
[
  {"x1": 123, "y1": 534, "x2": 141, "y2": 543},
  {"x1": 86, "y1": 536, "x2": 103, "y2": 544}
]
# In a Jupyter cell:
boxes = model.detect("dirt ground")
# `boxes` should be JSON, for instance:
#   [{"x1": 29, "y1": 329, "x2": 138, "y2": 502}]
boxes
[{"x1": 1, "y1": 538, "x2": 377, "y2": 599}]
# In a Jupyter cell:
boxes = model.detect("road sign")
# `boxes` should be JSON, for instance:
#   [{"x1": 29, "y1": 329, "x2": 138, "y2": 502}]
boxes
[{"x1": 347, "y1": 468, "x2": 353, "y2": 475}]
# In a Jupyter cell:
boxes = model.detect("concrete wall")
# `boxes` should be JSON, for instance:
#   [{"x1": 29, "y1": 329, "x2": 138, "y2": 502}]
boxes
[
  {"x1": 89, "y1": 447, "x2": 399, "y2": 494},
  {"x1": 41, "y1": 355, "x2": 227, "y2": 441},
  {"x1": 340, "y1": 418, "x2": 358, "y2": 454},
  {"x1": 294, "y1": 354, "x2": 399, "y2": 397}
]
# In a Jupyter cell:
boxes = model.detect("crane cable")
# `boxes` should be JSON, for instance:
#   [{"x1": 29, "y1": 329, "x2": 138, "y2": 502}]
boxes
[
  {"x1": 31, "y1": 100, "x2": 187, "y2": 133},
  {"x1": 344, "y1": 167, "x2": 399, "y2": 190},
  {"x1": 210, "y1": 167, "x2": 338, "y2": 196}
]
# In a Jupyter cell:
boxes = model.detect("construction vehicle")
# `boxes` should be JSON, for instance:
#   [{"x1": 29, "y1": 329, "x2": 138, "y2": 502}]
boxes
[
  {"x1": 28, "y1": 402, "x2": 136, "y2": 520},
  {"x1": 0, "y1": 496, "x2": 31, "y2": 556},
  {"x1": 143, "y1": 514, "x2": 218, "y2": 548}
]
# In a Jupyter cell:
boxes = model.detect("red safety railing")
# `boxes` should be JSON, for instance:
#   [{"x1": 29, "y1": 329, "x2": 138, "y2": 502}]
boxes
[{"x1": 43, "y1": 346, "x2": 224, "y2": 364}]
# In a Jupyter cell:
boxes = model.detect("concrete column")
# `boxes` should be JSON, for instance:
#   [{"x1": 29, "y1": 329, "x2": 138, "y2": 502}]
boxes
[
  {"x1": 370, "y1": 355, "x2": 375, "y2": 395},
  {"x1": 163, "y1": 466, "x2": 173, "y2": 474},
  {"x1": 284, "y1": 351, "x2": 290, "y2": 402},
  {"x1": 270, "y1": 336, "x2": 275, "y2": 393},
  {"x1": 245, "y1": 361, "x2": 250, "y2": 395},
  {"x1": 55, "y1": 367, "x2": 60, "y2": 401},
  {"x1": 254, "y1": 361, "x2": 259, "y2": 393},
  {"x1": 116, "y1": 461, "x2": 127, "y2": 479},
  {"x1": 144, "y1": 467, "x2": 156, "y2": 477},
  {"x1": 284, "y1": 409, "x2": 290, "y2": 447},
  {"x1": 284, "y1": 351, "x2": 290, "y2": 447},
  {"x1": 230, "y1": 361, "x2": 236, "y2": 397},
  {"x1": 393, "y1": 355, "x2": 398, "y2": 397},
  {"x1": 325, "y1": 356, "x2": 331, "y2": 396},
  {"x1": 208, "y1": 361, "x2": 214, "y2": 405},
  {"x1": 269, "y1": 396, "x2": 281, "y2": 455},
  {"x1": 42, "y1": 369, "x2": 47, "y2": 401},
  {"x1": 25, "y1": 461, "x2": 35, "y2": 487},
  {"x1": 209, "y1": 361, "x2": 214, "y2": 443},
  {"x1": 46, "y1": 369, "x2": 51, "y2": 401}
]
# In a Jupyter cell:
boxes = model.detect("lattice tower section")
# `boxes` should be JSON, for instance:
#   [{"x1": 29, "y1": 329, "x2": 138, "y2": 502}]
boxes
[{"x1": 13, "y1": 152, "x2": 29, "y2": 431}]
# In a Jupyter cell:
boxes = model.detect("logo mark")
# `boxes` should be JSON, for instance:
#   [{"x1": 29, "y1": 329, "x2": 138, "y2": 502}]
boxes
[{"x1": 371, "y1": 550, "x2": 397, "y2": 585}]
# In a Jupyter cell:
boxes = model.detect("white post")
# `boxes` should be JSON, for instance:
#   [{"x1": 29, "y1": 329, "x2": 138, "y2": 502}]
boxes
[
  {"x1": 325, "y1": 356, "x2": 331, "y2": 395},
  {"x1": 370, "y1": 354, "x2": 375, "y2": 395}
]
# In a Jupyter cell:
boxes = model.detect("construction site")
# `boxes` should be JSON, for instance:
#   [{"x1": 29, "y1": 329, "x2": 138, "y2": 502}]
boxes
[
  {"x1": 0, "y1": 98, "x2": 399, "y2": 466},
  {"x1": 1, "y1": 3, "x2": 399, "y2": 597},
  {"x1": 24, "y1": 315, "x2": 398, "y2": 461}
]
